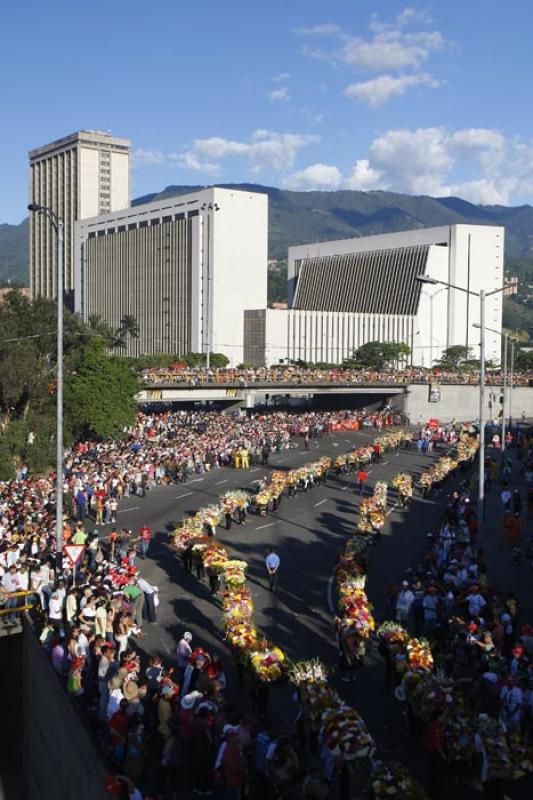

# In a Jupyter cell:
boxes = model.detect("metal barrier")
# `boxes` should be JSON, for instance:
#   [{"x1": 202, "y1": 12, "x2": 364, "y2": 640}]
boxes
[{"x1": 0, "y1": 589, "x2": 36, "y2": 616}]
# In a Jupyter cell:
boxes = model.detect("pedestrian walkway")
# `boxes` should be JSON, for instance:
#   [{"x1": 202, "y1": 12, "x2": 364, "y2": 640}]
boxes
[{"x1": 482, "y1": 443, "x2": 533, "y2": 624}]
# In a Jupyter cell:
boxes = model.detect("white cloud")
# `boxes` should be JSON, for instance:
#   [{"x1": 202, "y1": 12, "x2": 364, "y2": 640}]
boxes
[
  {"x1": 283, "y1": 163, "x2": 342, "y2": 190},
  {"x1": 132, "y1": 148, "x2": 166, "y2": 166},
  {"x1": 344, "y1": 72, "x2": 440, "y2": 107},
  {"x1": 344, "y1": 159, "x2": 385, "y2": 191},
  {"x1": 182, "y1": 130, "x2": 319, "y2": 175},
  {"x1": 176, "y1": 151, "x2": 221, "y2": 175},
  {"x1": 272, "y1": 72, "x2": 291, "y2": 83},
  {"x1": 268, "y1": 86, "x2": 291, "y2": 102},
  {"x1": 339, "y1": 29, "x2": 445, "y2": 72},
  {"x1": 294, "y1": 23, "x2": 342, "y2": 36}
]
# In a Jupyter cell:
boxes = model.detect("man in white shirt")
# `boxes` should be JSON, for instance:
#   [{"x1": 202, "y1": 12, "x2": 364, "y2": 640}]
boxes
[
  {"x1": 1, "y1": 565, "x2": 20, "y2": 624},
  {"x1": 396, "y1": 582, "x2": 415, "y2": 626},
  {"x1": 466, "y1": 587, "x2": 486, "y2": 619},
  {"x1": 265, "y1": 549, "x2": 280, "y2": 592}
]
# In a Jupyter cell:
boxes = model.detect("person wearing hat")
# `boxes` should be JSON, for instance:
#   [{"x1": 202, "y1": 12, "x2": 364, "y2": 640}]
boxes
[
  {"x1": 107, "y1": 675, "x2": 125, "y2": 720},
  {"x1": 158, "y1": 684, "x2": 175, "y2": 740},
  {"x1": 176, "y1": 632, "x2": 193, "y2": 681}
]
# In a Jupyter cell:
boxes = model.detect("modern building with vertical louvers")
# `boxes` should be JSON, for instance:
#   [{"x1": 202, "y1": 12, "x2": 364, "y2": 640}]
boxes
[
  {"x1": 244, "y1": 224, "x2": 504, "y2": 366},
  {"x1": 74, "y1": 187, "x2": 268, "y2": 364},
  {"x1": 29, "y1": 130, "x2": 131, "y2": 301}
]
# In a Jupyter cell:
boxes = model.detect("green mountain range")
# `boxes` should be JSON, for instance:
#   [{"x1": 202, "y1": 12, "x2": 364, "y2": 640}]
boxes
[{"x1": 3, "y1": 185, "x2": 533, "y2": 285}]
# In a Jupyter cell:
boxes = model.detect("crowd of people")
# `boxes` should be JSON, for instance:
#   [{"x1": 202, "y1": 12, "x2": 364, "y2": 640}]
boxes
[
  {"x1": 0, "y1": 405, "x2": 399, "y2": 799},
  {"x1": 140, "y1": 365, "x2": 533, "y2": 388},
  {"x1": 2, "y1": 401, "x2": 533, "y2": 798},
  {"x1": 376, "y1": 434, "x2": 533, "y2": 799}
]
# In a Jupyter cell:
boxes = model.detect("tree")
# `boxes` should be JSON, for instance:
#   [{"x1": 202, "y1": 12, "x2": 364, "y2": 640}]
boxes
[
  {"x1": 343, "y1": 341, "x2": 411, "y2": 370},
  {"x1": 65, "y1": 339, "x2": 138, "y2": 439},
  {"x1": 434, "y1": 345, "x2": 472, "y2": 370},
  {"x1": 183, "y1": 352, "x2": 229, "y2": 368},
  {"x1": 114, "y1": 314, "x2": 140, "y2": 349}
]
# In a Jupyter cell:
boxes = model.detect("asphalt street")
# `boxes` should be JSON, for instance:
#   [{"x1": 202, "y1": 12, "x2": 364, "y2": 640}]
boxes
[{"x1": 98, "y1": 428, "x2": 455, "y2": 768}]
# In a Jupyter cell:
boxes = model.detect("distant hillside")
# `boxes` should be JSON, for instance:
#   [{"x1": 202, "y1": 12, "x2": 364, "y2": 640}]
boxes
[
  {"x1": 133, "y1": 183, "x2": 533, "y2": 262},
  {"x1": 3, "y1": 186, "x2": 533, "y2": 286},
  {"x1": 0, "y1": 218, "x2": 29, "y2": 285}
]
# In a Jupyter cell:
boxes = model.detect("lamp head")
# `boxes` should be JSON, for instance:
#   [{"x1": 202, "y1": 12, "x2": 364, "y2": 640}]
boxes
[
  {"x1": 415, "y1": 274, "x2": 439, "y2": 285},
  {"x1": 27, "y1": 203, "x2": 42, "y2": 212}
]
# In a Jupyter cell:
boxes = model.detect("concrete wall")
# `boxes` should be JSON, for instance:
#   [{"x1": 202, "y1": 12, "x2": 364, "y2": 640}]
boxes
[
  {"x1": 22, "y1": 620, "x2": 108, "y2": 800},
  {"x1": 403, "y1": 383, "x2": 533, "y2": 424}
]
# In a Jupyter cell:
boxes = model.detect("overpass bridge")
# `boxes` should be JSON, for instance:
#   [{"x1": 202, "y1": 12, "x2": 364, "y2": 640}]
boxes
[
  {"x1": 137, "y1": 379, "x2": 533, "y2": 423},
  {"x1": 137, "y1": 381, "x2": 407, "y2": 408}
]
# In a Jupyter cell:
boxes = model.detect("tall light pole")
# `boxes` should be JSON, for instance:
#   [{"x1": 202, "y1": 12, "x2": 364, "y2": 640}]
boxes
[
  {"x1": 28, "y1": 203, "x2": 64, "y2": 572},
  {"x1": 474, "y1": 324, "x2": 518, "y2": 457},
  {"x1": 200, "y1": 202, "x2": 220, "y2": 370},
  {"x1": 416, "y1": 274, "x2": 512, "y2": 531}
]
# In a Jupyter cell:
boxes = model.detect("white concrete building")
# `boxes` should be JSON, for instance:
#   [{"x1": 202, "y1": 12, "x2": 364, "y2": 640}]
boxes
[
  {"x1": 75, "y1": 187, "x2": 268, "y2": 364},
  {"x1": 244, "y1": 224, "x2": 504, "y2": 367},
  {"x1": 29, "y1": 130, "x2": 131, "y2": 299}
]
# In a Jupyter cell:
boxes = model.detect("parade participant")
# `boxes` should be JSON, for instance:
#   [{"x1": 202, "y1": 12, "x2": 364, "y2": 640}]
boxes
[
  {"x1": 265, "y1": 548, "x2": 280, "y2": 593},
  {"x1": 396, "y1": 581, "x2": 415, "y2": 627},
  {"x1": 137, "y1": 524, "x2": 151, "y2": 559}
]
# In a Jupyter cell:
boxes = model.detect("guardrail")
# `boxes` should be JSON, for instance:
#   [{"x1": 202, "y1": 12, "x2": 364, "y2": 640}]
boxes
[{"x1": 0, "y1": 589, "x2": 36, "y2": 617}]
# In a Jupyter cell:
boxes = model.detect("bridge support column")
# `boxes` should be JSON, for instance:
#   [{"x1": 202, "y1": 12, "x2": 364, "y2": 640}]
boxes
[{"x1": 245, "y1": 392, "x2": 255, "y2": 410}]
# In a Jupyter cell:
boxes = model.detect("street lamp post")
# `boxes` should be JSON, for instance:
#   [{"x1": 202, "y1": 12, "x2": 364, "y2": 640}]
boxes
[
  {"x1": 28, "y1": 203, "x2": 64, "y2": 573},
  {"x1": 416, "y1": 274, "x2": 512, "y2": 532},
  {"x1": 473, "y1": 324, "x2": 518, "y2": 458}
]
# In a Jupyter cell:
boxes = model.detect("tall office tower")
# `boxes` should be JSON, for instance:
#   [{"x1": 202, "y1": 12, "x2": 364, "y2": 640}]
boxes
[{"x1": 29, "y1": 130, "x2": 131, "y2": 300}]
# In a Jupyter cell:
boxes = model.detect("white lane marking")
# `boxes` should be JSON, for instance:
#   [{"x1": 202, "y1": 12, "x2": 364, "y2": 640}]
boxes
[
  {"x1": 382, "y1": 461, "x2": 389, "y2": 466},
  {"x1": 327, "y1": 575, "x2": 335, "y2": 614},
  {"x1": 344, "y1": 439, "x2": 351, "y2": 443},
  {"x1": 118, "y1": 506, "x2": 141, "y2": 514},
  {"x1": 250, "y1": 468, "x2": 260, "y2": 473},
  {"x1": 214, "y1": 479, "x2": 228, "y2": 486},
  {"x1": 314, "y1": 499, "x2": 327, "y2": 507},
  {"x1": 386, "y1": 506, "x2": 395, "y2": 517},
  {"x1": 189, "y1": 478, "x2": 205, "y2": 483},
  {"x1": 342, "y1": 486, "x2": 348, "y2": 491},
  {"x1": 175, "y1": 492, "x2": 193, "y2": 499},
  {"x1": 255, "y1": 521, "x2": 278, "y2": 530}
]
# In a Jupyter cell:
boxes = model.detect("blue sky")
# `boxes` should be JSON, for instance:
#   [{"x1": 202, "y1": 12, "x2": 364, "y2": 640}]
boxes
[{"x1": 2, "y1": 0, "x2": 533, "y2": 222}]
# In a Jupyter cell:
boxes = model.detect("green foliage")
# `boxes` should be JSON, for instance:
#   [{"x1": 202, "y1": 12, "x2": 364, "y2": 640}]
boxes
[
  {"x1": 267, "y1": 261, "x2": 288, "y2": 305},
  {"x1": 516, "y1": 348, "x2": 533, "y2": 369},
  {"x1": 434, "y1": 345, "x2": 472, "y2": 370},
  {"x1": 65, "y1": 338, "x2": 138, "y2": 439},
  {"x1": 344, "y1": 341, "x2": 410, "y2": 369},
  {"x1": 502, "y1": 297, "x2": 533, "y2": 335},
  {"x1": 183, "y1": 352, "x2": 229, "y2": 368}
]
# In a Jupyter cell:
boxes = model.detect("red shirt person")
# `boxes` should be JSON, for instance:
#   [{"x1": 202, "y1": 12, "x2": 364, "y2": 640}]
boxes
[{"x1": 139, "y1": 524, "x2": 151, "y2": 558}]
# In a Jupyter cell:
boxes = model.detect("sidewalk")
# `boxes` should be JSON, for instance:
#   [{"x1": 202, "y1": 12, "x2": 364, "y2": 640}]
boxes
[{"x1": 481, "y1": 444, "x2": 533, "y2": 624}]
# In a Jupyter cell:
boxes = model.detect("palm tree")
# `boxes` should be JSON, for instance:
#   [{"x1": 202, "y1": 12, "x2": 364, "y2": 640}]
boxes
[{"x1": 114, "y1": 315, "x2": 140, "y2": 349}]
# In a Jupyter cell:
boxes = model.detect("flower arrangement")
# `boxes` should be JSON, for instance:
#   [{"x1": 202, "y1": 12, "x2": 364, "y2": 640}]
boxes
[
  {"x1": 321, "y1": 705, "x2": 375, "y2": 760},
  {"x1": 370, "y1": 761, "x2": 428, "y2": 799},
  {"x1": 202, "y1": 542, "x2": 229, "y2": 571},
  {"x1": 392, "y1": 473, "x2": 413, "y2": 496},
  {"x1": 223, "y1": 559, "x2": 248, "y2": 587},
  {"x1": 249, "y1": 641, "x2": 286, "y2": 682},
  {"x1": 224, "y1": 620, "x2": 259, "y2": 649},
  {"x1": 406, "y1": 638, "x2": 434, "y2": 671},
  {"x1": 288, "y1": 659, "x2": 328, "y2": 686},
  {"x1": 221, "y1": 489, "x2": 251, "y2": 509}
]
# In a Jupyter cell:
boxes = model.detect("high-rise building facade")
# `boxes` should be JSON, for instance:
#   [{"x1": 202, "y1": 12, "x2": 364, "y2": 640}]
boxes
[
  {"x1": 29, "y1": 130, "x2": 130, "y2": 299},
  {"x1": 244, "y1": 224, "x2": 504, "y2": 366},
  {"x1": 74, "y1": 187, "x2": 268, "y2": 365}
]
